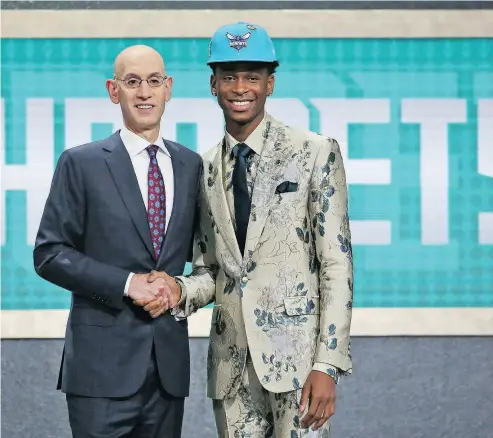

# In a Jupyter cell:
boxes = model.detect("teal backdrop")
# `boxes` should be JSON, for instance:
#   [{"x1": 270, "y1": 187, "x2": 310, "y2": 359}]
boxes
[{"x1": 1, "y1": 38, "x2": 492, "y2": 311}]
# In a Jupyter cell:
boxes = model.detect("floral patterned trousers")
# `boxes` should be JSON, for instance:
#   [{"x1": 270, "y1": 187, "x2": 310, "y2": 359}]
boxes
[{"x1": 212, "y1": 354, "x2": 331, "y2": 438}]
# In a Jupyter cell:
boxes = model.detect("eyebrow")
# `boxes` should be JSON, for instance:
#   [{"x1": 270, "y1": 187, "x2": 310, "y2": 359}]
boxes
[{"x1": 124, "y1": 72, "x2": 164, "y2": 78}]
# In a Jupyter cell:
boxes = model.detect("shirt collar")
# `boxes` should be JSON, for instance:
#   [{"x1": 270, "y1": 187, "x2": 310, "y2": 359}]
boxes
[
  {"x1": 224, "y1": 113, "x2": 267, "y2": 157},
  {"x1": 119, "y1": 125, "x2": 170, "y2": 157}
]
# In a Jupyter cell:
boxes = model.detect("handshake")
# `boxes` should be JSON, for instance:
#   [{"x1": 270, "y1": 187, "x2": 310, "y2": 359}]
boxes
[{"x1": 127, "y1": 270, "x2": 181, "y2": 318}]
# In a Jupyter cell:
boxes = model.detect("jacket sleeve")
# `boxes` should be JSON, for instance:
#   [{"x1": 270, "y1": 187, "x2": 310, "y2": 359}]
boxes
[
  {"x1": 33, "y1": 149, "x2": 130, "y2": 310},
  {"x1": 173, "y1": 163, "x2": 218, "y2": 318},
  {"x1": 309, "y1": 137, "x2": 354, "y2": 378}
]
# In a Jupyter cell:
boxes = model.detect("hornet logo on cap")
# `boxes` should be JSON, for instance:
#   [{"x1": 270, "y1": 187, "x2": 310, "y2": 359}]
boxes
[{"x1": 226, "y1": 32, "x2": 251, "y2": 51}]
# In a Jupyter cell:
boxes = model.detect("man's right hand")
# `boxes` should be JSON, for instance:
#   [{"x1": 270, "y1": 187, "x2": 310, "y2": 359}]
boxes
[
  {"x1": 127, "y1": 273, "x2": 170, "y2": 302},
  {"x1": 132, "y1": 271, "x2": 182, "y2": 318}
]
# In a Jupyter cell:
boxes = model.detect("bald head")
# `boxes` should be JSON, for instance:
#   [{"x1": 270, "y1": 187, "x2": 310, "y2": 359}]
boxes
[{"x1": 113, "y1": 45, "x2": 165, "y2": 78}]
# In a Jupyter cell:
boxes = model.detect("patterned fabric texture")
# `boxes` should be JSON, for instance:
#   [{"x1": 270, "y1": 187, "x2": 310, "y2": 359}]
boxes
[
  {"x1": 213, "y1": 354, "x2": 330, "y2": 438},
  {"x1": 176, "y1": 113, "x2": 354, "y2": 404},
  {"x1": 146, "y1": 145, "x2": 166, "y2": 258}
]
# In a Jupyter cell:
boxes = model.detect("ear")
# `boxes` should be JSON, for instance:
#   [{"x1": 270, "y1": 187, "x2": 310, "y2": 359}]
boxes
[
  {"x1": 210, "y1": 74, "x2": 217, "y2": 96},
  {"x1": 164, "y1": 76, "x2": 173, "y2": 102},
  {"x1": 106, "y1": 79, "x2": 119, "y2": 104},
  {"x1": 267, "y1": 74, "x2": 275, "y2": 96}
]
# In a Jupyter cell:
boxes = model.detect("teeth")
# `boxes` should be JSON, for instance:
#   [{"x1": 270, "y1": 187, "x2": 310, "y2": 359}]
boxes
[
  {"x1": 232, "y1": 101, "x2": 250, "y2": 106},
  {"x1": 137, "y1": 105, "x2": 152, "y2": 109}
]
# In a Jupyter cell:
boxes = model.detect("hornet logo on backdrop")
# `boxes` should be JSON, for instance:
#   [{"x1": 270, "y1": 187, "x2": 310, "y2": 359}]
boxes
[{"x1": 226, "y1": 32, "x2": 251, "y2": 51}]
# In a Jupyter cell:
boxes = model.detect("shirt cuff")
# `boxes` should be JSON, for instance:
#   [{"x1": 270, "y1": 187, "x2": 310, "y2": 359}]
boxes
[
  {"x1": 123, "y1": 272, "x2": 135, "y2": 297},
  {"x1": 312, "y1": 362, "x2": 340, "y2": 384}
]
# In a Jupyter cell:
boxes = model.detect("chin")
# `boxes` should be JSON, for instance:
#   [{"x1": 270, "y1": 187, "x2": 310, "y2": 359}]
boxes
[
  {"x1": 228, "y1": 110, "x2": 258, "y2": 125},
  {"x1": 135, "y1": 117, "x2": 161, "y2": 129}
]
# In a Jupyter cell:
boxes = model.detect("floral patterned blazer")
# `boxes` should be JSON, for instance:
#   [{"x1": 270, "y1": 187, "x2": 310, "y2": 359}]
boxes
[{"x1": 176, "y1": 113, "x2": 354, "y2": 400}]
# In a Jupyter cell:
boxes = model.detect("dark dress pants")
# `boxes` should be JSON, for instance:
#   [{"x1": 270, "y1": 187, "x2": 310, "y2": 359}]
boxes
[{"x1": 66, "y1": 348, "x2": 184, "y2": 438}]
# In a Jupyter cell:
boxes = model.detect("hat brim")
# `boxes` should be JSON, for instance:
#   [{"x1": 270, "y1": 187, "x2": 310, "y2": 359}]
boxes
[{"x1": 207, "y1": 59, "x2": 279, "y2": 67}]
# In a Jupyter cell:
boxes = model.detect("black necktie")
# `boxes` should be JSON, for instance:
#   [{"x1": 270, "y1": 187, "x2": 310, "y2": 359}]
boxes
[{"x1": 232, "y1": 143, "x2": 253, "y2": 256}]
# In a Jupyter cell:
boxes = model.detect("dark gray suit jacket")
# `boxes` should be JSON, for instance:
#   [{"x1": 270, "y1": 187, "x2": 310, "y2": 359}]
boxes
[{"x1": 33, "y1": 131, "x2": 202, "y2": 399}]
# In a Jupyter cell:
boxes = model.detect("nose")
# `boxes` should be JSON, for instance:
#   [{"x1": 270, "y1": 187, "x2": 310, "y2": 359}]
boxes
[
  {"x1": 232, "y1": 78, "x2": 248, "y2": 95},
  {"x1": 137, "y1": 80, "x2": 153, "y2": 99}
]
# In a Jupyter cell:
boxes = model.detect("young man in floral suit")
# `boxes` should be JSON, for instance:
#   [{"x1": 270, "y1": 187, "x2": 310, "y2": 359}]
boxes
[{"x1": 141, "y1": 21, "x2": 354, "y2": 438}]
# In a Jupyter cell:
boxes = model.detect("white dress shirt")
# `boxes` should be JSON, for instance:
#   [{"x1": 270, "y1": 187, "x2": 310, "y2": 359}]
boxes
[{"x1": 119, "y1": 126, "x2": 174, "y2": 296}]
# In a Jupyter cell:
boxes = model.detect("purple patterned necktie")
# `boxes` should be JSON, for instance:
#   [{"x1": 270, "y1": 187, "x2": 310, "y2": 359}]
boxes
[{"x1": 146, "y1": 145, "x2": 166, "y2": 259}]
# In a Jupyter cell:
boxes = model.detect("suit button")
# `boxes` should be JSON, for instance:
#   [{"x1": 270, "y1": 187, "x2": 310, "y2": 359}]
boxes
[{"x1": 241, "y1": 276, "x2": 248, "y2": 284}]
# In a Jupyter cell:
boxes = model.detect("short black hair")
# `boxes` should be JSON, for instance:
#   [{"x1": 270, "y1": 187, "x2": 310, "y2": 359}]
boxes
[{"x1": 210, "y1": 62, "x2": 278, "y2": 75}]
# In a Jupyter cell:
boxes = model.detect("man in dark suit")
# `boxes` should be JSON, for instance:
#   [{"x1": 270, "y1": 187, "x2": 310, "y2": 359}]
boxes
[{"x1": 33, "y1": 44, "x2": 201, "y2": 437}]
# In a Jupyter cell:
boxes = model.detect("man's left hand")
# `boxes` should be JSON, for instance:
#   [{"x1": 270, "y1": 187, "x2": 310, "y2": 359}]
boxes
[{"x1": 299, "y1": 370, "x2": 336, "y2": 431}]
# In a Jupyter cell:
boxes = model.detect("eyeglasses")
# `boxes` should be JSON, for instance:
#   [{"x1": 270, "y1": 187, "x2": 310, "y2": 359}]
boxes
[{"x1": 114, "y1": 75, "x2": 168, "y2": 89}]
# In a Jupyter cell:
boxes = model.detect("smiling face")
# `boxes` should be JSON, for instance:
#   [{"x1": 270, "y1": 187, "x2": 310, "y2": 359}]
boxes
[
  {"x1": 106, "y1": 45, "x2": 172, "y2": 143},
  {"x1": 211, "y1": 62, "x2": 275, "y2": 141}
]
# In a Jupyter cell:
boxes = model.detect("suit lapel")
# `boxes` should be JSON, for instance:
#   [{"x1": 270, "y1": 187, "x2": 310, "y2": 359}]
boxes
[
  {"x1": 103, "y1": 133, "x2": 155, "y2": 258},
  {"x1": 157, "y1": 140, "x2": 185, "y2": 265},
  {"x1": 206, "y1": 140, "x2": 243, "y2": 265},
  {"x1": 244, "y1": 116, "x2": 295, "y2": 257}
]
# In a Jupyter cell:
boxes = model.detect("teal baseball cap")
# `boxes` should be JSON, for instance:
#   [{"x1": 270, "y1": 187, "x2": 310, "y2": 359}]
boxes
[{"x1": 207, "y1": 21, "x2": 279, "y2": 67}]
